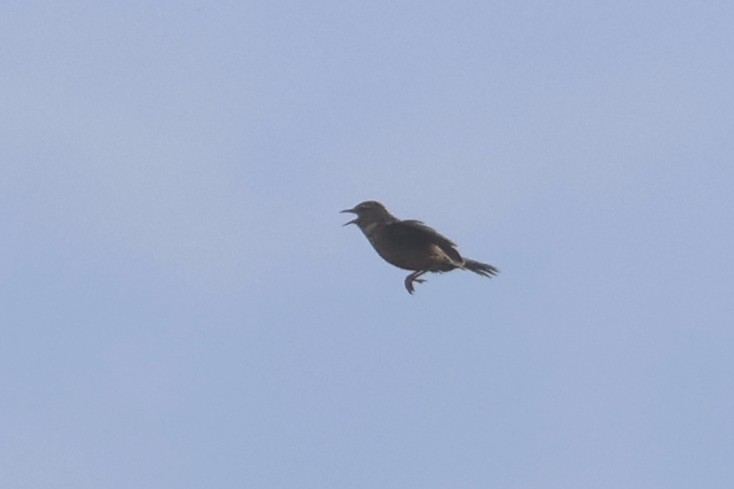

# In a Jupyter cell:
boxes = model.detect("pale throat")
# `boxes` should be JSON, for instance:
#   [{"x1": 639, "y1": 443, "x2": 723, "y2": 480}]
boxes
[{"x1": 361, "y1": 221, "x2": 379, "y2": 235}]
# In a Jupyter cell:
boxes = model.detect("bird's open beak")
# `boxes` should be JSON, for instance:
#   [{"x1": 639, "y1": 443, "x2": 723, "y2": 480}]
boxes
[{"x1": 340, "y1": 208, "x2": 358, "y2": 226}]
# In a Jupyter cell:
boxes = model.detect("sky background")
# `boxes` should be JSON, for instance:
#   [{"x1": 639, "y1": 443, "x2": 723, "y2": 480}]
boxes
[{"x1": 2, "y1": 1, "x2": 734, "y2": 488}]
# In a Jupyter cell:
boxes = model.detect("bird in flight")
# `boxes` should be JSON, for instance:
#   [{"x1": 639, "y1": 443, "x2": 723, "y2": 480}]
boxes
[{"x1": 341, "y1": 201, "x2": 499, "y2": 294}]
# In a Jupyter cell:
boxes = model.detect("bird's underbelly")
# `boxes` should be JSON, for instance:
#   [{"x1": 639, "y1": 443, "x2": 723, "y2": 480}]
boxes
[{"x1": 371, "y1": 242, "x2": 459, "y2": 272}]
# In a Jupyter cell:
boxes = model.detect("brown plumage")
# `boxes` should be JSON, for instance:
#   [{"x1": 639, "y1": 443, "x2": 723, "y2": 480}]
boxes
[{"x1": 341, "y1": 201, "x2": 499, "y2": 294}]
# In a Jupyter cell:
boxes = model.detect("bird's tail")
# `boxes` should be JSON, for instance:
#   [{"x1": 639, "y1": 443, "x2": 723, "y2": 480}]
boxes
[{"x1": 463, "y1": 259, "x2": 499, "y2": 278}]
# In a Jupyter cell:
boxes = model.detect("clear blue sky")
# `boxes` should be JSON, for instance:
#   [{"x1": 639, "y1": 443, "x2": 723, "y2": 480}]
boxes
[{"x1": 2, "y1": 1, "x2": 733, "y2": 488}]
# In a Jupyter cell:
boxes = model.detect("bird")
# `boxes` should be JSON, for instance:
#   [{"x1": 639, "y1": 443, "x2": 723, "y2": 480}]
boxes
[{"x1": 341, "y1": 200, "x2": 499, "y2": 294}]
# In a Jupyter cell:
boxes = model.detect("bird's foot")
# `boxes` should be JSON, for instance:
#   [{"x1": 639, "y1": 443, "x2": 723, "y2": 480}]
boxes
[{"x1": 404, "y1": 272, "x2": 427, "y2": 295}]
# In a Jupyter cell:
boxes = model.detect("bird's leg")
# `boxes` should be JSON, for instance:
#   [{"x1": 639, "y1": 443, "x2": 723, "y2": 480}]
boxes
[{"x1": 404, "y1": 271, "x2": 427, "y2": 295}]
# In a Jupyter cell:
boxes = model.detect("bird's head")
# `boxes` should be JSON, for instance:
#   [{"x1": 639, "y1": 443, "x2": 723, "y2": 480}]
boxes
[{"x1": 340, "y1": 200, "x2": 392, "y2": 227}]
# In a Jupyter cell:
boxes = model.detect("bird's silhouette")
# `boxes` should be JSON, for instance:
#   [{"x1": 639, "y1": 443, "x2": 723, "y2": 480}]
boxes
[{"x1": 342, "y1": 201, "x2": 499, "y2": 294}]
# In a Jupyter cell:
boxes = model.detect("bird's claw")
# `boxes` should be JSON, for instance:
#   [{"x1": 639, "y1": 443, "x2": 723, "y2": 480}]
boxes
[{"x1": 404, "y1": 276, "x2": 427, "y2": 295}]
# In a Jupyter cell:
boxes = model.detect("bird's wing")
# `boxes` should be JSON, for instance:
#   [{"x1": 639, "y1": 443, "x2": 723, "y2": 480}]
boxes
[{"x1": 386, "y1": 220, "x2": 464, "y2": 263}]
